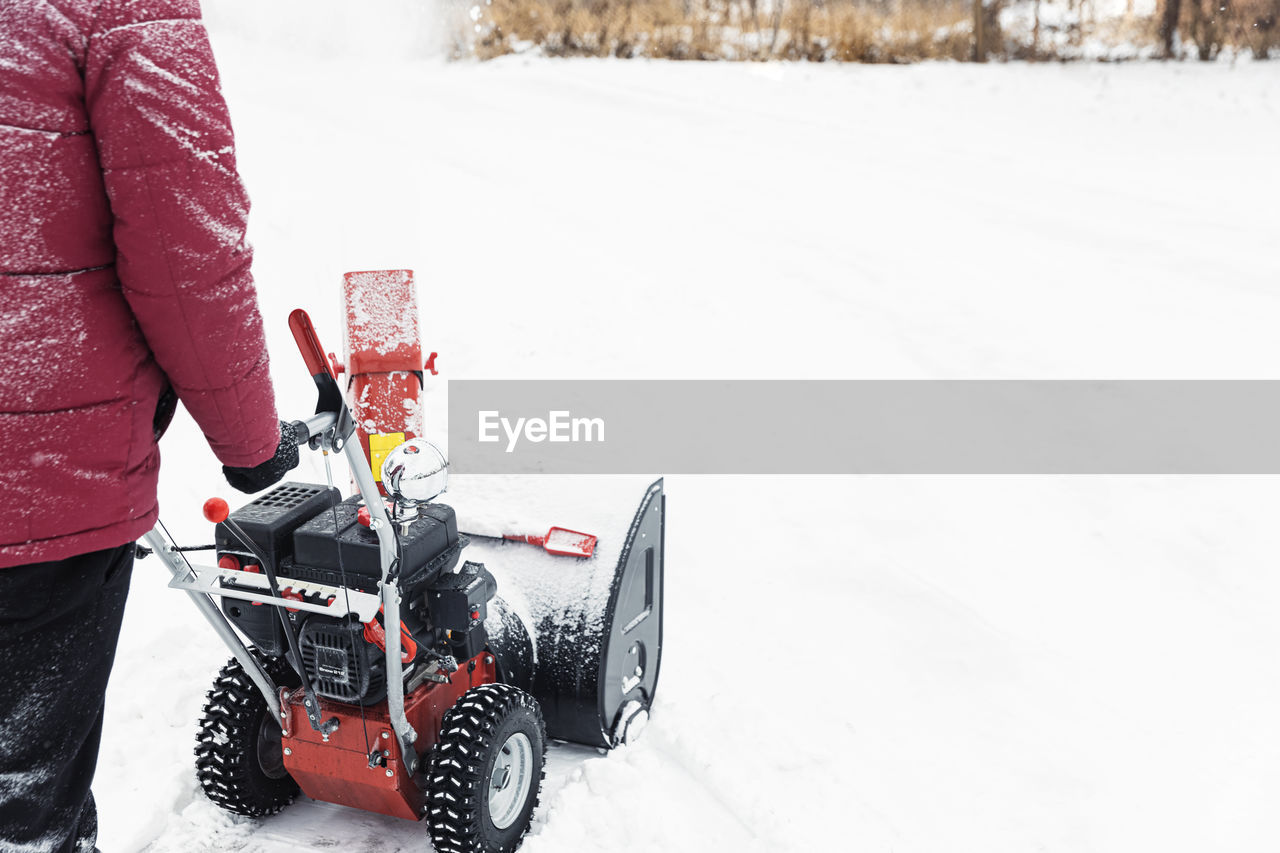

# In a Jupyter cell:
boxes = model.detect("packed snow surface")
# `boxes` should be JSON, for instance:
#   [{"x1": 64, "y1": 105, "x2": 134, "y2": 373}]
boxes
[{"x1": 93, "y1": 21, "x2": 1280, "y2": 853}]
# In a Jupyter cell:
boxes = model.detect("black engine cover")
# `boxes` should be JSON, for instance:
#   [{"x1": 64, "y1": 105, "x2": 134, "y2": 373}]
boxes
[
  {"x1": 292, "y1": 497, "x2": 460, "y2": 589},
  {"x1": 217, "y1": 482, "x2": 341, "y2": 655},
  {"x1": 216, "y1": 482, "x2": 341, "y2": 568}
]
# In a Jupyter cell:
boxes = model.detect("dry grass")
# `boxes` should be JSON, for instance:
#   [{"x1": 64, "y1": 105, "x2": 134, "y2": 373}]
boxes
[
  {"x1": 471, "y1": 0, "x2": 976, "y2": 62},
  {"x1": 461, "y1": 0, "x2": 1279, "y2": 61},
  {"x1": 1182, "y1": 0, "x2": 1280, "y2": 59}
]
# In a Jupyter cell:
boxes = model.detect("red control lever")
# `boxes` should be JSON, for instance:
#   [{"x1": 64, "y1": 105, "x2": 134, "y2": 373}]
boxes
[{"x1": 289, "y1": 309, "x2": 333, "y2": 379}]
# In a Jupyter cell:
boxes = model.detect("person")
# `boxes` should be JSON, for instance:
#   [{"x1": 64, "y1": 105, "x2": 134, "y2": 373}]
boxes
[{"x1": 0, "y1": 1, "x2": 297, "y2": 850}]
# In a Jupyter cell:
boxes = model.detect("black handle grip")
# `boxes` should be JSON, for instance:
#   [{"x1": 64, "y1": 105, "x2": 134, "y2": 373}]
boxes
[{"x1": 287, "y1": 420, "x2": 311, "y2": 446}]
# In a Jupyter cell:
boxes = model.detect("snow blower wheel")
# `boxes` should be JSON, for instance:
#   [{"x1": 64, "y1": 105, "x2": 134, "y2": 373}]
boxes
[
  {"x1": 426, "y1": 683, "x2": 547, "y2": 853},
  {"x1": 195, "y1": 653, "x2": 301, "y2": 817}
]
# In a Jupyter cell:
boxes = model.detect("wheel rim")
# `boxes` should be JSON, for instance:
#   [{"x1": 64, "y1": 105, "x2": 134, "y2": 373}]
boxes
[
  {"x1": 488, "y1": 732, "x2": 534, "y2": 830},
  {"x1": 256, "y1": 714, "x2": 288, "y2": 781}
]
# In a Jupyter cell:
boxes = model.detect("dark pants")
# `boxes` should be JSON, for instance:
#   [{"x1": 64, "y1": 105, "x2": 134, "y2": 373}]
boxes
[{"x1": 0, "y1": 543, "x2": 134, "y2": 853}]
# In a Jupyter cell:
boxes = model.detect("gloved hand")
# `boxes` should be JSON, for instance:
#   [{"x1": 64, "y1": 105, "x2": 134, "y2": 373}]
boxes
[{"x1": 222, "y1": 421, "x2": 300, "y2": 494}]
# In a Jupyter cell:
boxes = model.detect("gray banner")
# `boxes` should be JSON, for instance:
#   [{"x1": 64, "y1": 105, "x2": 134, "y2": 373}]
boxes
[{"x1": 445, "y1": 380, "x2": 1280, "y2": 474}]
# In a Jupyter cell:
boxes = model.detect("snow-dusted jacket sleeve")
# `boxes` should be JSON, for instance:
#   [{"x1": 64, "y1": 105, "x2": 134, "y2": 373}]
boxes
[{"x1": 83, "y1": 0, "x2": 279, "y2": 468}]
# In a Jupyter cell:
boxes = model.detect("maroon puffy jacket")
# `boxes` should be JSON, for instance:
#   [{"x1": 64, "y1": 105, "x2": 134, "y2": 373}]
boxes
[{"x1": 0, "y1": 0, "x2": 280, "y2": 567}]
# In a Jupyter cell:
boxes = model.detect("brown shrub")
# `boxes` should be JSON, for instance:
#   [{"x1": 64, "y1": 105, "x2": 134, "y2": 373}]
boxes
[
  {"x1": 1205, "y1": 0, "x2": 1280, "y2": 59},
  {"x1": 473, "y1": 0, "x2": 975, "y2": 61},
  {"x1": 466, "y1": 0, "x2": 1278, "y2": 62}
]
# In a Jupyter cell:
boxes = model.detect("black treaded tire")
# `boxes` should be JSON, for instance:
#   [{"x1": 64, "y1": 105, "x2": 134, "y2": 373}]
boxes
[
  {"x1": 195, "y1": 652, "x2": 301, "y2": 817},
  {"x1": 425, "y1": 683, "x2": 547, "y2": 853}
]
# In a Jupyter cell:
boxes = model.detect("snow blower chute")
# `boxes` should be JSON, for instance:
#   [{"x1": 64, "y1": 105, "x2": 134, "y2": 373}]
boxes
[{"x1": 139, "y1": 270, "x2": 664, "y2": 852}]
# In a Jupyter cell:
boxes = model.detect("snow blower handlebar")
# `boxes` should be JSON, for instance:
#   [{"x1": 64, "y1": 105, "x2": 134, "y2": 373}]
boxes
[
  {"x1": 285, "y1": 309, "x2": 420, "y2": 762},
  {"x1": 287, "y1": 411, "x2": 337, "y2": 445},
  {"x1": 140, "y1": 524, "x2": 286, "y2": 723},
  {"x1": 311, "y1": 409, "x2": 422, "y2": 764},
  {"x1": 205, "y1": 498, "x2": 341, "y2": 739},
  {"x1": 283, "y1": 333, "x2": 397, "y2": 589}
]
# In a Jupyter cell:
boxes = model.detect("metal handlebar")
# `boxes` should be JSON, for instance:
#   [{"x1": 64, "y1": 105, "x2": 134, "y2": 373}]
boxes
[
  {"x1": 286, "y1": 389, "x2": 417, "y2": 761},
  {"x1": 288, "y1": 412, "x2": 338, "y2": 446}
]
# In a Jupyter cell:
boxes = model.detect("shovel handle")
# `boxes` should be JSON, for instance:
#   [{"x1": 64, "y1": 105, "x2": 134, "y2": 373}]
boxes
[
  {"x1": 458, "y1": 531, "x2": 541, "y2": 544},
  {"x1": 458, "y1": 530, "x2": 593, "y2": 557}
]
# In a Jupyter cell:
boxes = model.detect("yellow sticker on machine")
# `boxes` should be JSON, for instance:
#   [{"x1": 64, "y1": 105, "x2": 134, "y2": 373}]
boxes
[{"x1": 369, "y1": 432, "x2": 406, "y2": 482}]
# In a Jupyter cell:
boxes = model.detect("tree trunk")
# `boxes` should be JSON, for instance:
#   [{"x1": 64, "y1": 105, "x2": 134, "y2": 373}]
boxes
[
  {"x1": 1033, "y1": 0, "x2": 1041, "y2": 58},
  {"x1": 973, "y1": 0, "x2": 986, "y2": 61},
  {"x1": 1159, "y1": 0, "x2": 1183, "y2": 57}
]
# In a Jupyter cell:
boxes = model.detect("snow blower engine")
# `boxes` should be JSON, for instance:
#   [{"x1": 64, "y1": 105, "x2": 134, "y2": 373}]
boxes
[
  {"x1": 211, "y1": 447, "x2": 485, "y2": 710},
  {"x1": 138, "y1": 271, "x2": 664, "y2": 853}
]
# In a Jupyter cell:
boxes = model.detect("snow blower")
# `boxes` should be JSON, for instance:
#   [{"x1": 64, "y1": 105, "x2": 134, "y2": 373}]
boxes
[{"x1": 139, "y1": 270, "x2": 664, "y2": 852}]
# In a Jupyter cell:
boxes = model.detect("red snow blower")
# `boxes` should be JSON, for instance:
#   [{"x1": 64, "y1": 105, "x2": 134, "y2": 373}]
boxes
[{"x1": 140, "y1": 271, "x2": 664, "y2": 852}]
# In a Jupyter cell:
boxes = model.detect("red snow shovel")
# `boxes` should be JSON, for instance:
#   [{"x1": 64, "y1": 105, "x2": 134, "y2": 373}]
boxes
[{"x1": 463, "y1": 526, "x2": 598, "y2": 558}]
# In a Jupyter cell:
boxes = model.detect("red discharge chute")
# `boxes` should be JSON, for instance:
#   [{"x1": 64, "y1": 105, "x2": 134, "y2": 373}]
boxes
[{"x1": 338, "y1": 270, "x2": 434, "y2": 494}]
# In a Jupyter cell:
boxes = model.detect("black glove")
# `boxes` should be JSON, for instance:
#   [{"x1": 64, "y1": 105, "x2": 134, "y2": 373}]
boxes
[{"x1": 222, "y1": 421, "x2": 300, "y2": 494}]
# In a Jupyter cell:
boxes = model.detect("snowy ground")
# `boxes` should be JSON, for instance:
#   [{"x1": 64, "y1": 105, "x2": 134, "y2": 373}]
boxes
[{"x1": 94, "y1": 15, "x2": 1280, "y2": 853}]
